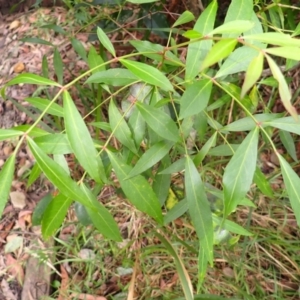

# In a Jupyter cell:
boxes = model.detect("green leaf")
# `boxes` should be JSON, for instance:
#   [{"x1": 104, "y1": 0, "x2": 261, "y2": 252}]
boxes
[
  {"x1": 243, "y1": 32, "x2": 300, "y2": 47},
  {"x1": 6, "y1": 73, "x2": 60, "y2": 87},
  {"x1": 185, "y1": 0, "x2": 217, "y2": 80},
  {"x1": 26, "y1": 97, "x2": 64, "y2": 117},
  {"x1": 41, "y1": 24, "x2": 66, "y2": 34},
  {"x1": 71, "y1": 38, "x2": 87, "y2": 62},
  {"x1": 32, "y1": 192, "x2": 53, "y2": 226},
  {"x1": 120, "y1": 59, "x2": 173, "y2": 91},
  {"x1": 128, "y1": 141, "x2": 174, "y2": 178},
  {"x1": 42, "y1": 193, "x2": 72, "y2": 239},
  {"x1": 0, "y1": 129, "x2": 23, "y2": 141},
  {"x1": 53, "y1": 48, "x2": 63, "y2": 85},
  {"x1": 126, "y1": 0, "x2": 158, "y2": 3},
  {"x1": 193, "y1": 132, "x2": 217, "y2": 166},
  {"x1": 64, "y1": 91, "x2": 105, "y2": 183},
  {"x1": 222, "y1": 114, "x2": 278, "y2": 132},
  {"x1": 27, "y1": 138, "x2": 96, "y2": 210},
  {"x1": 241, "y1": 52, "x2": 263, "y2": 98},
  {"x1": 0, "y1": 154, "x2": 16, "y2": 217},
  {"x1": 128, "y1": 109, "x2": 146, "y2": 147},
  {"x1": 97, "y1": 27, "x2": 116, "y2": 57},
  {"x1": 265, "y1": 46, "x2": 300, "y2": 61},
  {"x1": 154, "y1": 232, "x2": 194, "y2": 300},
  {"x1": 185, "y1": 156, "x2": 214, "y2": 265},
  {"x1": 85, "y1": 69, "x2": 138, "y2": 86},
  {"x1": 153, "y1": 156, "x2": 171, "y2": 206},
  {"x1": 208, "y1": 20, "x2": 254, "y2": 35},
  {"x1": 26, "y1": 163, "x2": 41, "y2": 188},
  {"x1": 179, "y1": 79, "x2": 212, "y2": 119},
  {"x1": 279, "y1": 130, "x2": 297, "y2": 162},
  {"x1": 164, "y1": 199, "x2": 188, "y2": 225},
  {"x1": 212, "y1": 215, "x2": 252, "y2": 236},
  {"x1": 208, "y1": 144, "x2": 239, "y2": 156},
  {"x1": 107, "y1": 151, "x2": 163, "y2": 223},
  {"x1": 34, "y1": 134, "x2": 72, "y2": 155},
  {"x1": 20, "y1": 37, "x2": 53, "y2": 46},
  {"x1": 266, "y1": 55, "x2": 297, "y2": 119},
  {"x1": 200, "y1": 39, "x2": 238, "y2": 71},
  {"x1": 81, "y1": 183, "x2": 122, "y2": 241},
  {"x1": 224, "y1": 0, "x2": 253, "y2": 24},
  {"x1": 173, "y1": 10, "x2": 195, "y2": 27},
  {"x1": 88, "y1": 45, "x2": 105, "y2": 74},
  {"x1": 159, "y1": 157, "x2": 186, "y2": 174},
  {"x1": 216, "y1": 46, "x2": 258, "y2": 78},
  {"x1": 278, "y1": 154, "x2": 300, "y2": 226},
  {"x1": 253, "y1": 167, "x2": 274, "y2": 198},
  {"x1": 75, "y1": 202, "x2": 92, "y2": 226},
  {"x1": 13, "y1": 125, "x2": 49, "y2": 138},
  {"x1": 109, "y1": 100, "x2": 137, "y2": 154},
  {"x1": 223, "y1": 128, "x2": 259, "y2": 217},
  {"x1": 136, "y1": 102, "x2": 179, "y2": 142},
  {"x1": 129, "y1": 40, "x2": 183, "y2": 66},
  {"x1": 263, "y1": 116, "x2": 300, "y2": 135},
  {"x1": 183, "y1": 30, "x2": 203, "y2": 39}
]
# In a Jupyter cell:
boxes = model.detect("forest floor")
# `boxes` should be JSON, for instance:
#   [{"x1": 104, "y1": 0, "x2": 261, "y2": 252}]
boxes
[{"x1": 0, "y1": 4, "x2": 299, "y2": 300}]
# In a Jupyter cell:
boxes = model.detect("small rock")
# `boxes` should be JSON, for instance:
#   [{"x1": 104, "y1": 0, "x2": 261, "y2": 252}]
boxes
[{"x1": 78, "y1": 249, "x2": 95, "y2": 260}]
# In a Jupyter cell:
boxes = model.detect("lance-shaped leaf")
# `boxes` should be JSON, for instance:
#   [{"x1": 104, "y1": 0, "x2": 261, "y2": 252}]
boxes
[
  {"x1": 109, "y1": 100, "x2": 137, "y2": 154},
  {"x1": 279, "y1": 130, "x2": 297, "y2": 162},
  {"x1": 208, "y1": 20, "x2": 254, "y2": 35},
  {"x1": 53, "y1": 48, "x2": 63, "y2": 85},
  {"x1": 128, "y1": 141, "x2": 174, "y2": 178},
  {"x1": 42, "y1": 193, "x2": 72, "y2": 239},
  {"x1": 185, "y1": 156, "x2": 214, "y2": 265},
  {"x1": 200, "y1": 38, "x2": 238, "y2": 71},
  {"x1": 97, "y1": 27, "x2": 116, "y2": 57},
  {"x1": 241, "y1": 52, "x2": 263, "y2": 98},
  {"x1": 81, "y1": 184, "x2": 122, "y2": 241},
  {"x1": 265, "y1": 46, "x2": 300, "y2": 61},
  {"x1": 130, "y1": 41, "x2": 183, "y2": 66},
  {"x1": 6, "y1": 73, "x2": 61, "y2": 87},
  {"x1": 107, "y1": 151, "x2": 163, "y2": 224},
  {"x1": 0, "y1": 129, "x2": 23, "y2": 141},
  {"x1": 27, "y1": 138, "x2": 96, "y2": 210},
  {"x1": 88, "y1": 45, "x2": 105, "y2": 74},
  {"x1": 173, "y1": 10, "x2": 195, "y2": 27},
  {"x1": 119, "y1": 59, "x2": 173, "y2": 92},
  {"x1": 253, "y1": 167, "x2": 274, "y2": 198},
  {"x1": 0, "y1": 154, "x2": 16, "y2": 217},
  {"x1": 243, "y1": 32, "x2": 300, "y2": 47},
  {"x1": 266, "y1": 54, "x2": 297, "y2": 119},
  {"x1": 263, "y1": 117, "x2": 300, "y2": 135},
  {"x1": 278, "y1": 154, "x2": 300, "y2": 226},
  {"x1": 136, "y1": 102, "x2": 179, "y2": 142},
  {"x1": 34, "y1": 134, "x2": 72, "y2": 155},
  {"x1": 179, "y1": 79, "x2": 212, "y2": 119},
  {"x1": 63, "y1": 91, "x2": 105, "y2": 183},
  {"x1": 185, "y1": 0, "x2": 217, "y2": 80},
  {"x1": 154, "y1": 232, "x2": 194, "y2": 300},
  {"x1": 86, "y1": 69, "x2": 138, "y2": 86},
  {"x1": 26, "y1": 97, "x2": 64, "y2": 117},
  {"x1": 223, "y1": 128, "x2": 259, "y2": 218}
]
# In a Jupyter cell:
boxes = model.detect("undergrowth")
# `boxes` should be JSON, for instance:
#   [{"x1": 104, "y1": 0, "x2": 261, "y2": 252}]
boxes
[{"x1": 1, "y1": 0, "x2": 300, "y2": 298}]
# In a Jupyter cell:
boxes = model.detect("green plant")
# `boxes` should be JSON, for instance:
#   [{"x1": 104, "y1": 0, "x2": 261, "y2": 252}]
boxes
[{"x1": 1, "y1": 0, "x2": 300, "y2": 297}]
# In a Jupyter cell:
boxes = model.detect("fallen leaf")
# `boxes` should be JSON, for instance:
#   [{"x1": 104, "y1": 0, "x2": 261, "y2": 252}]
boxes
[
  {"x1": 70, "y1": 293, "x2": 107, "y2": 300},
  {"x1": 9, "y1": 20, "x2": 20, "y2": 30},
  {"x1": 10, "y1": 191, "x2": 26, "y2": 209},
  {"x1": 5, "y1": 253, "x2": 25, "y2": 284},
  {"x1": 5, "y1": 235, "x2": 23, "y2": 254},
  {"x1": 13, "y1": 62, "x2": 25, "y2": 73},
  {"x1": 0, "y1": 279, "x2": 18, "y2": 300}
]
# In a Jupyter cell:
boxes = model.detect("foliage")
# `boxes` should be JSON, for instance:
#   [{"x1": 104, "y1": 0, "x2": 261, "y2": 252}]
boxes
[{"x1": 1, "y1": 0, "x2": 300, "y2": 297}]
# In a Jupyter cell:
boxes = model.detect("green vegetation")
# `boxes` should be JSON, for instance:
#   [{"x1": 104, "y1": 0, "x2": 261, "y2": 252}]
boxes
[{"x1": 1, "y1": 0, "x2": 300, "y2": 298}]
